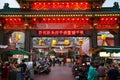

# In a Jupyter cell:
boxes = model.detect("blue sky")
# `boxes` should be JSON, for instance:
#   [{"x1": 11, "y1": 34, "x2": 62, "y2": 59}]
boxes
[{"x1": 0, "y1": 0, "x2": 120, "y2": 9}]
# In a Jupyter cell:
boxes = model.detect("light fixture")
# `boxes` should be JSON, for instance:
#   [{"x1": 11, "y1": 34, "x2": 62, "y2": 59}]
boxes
[
  {"x1": 15, "y1": 34, "x2": 21, "y2": 40},
  {"x1": 39, "y1": 39, "x2": 44, "y2": 45},
  {"x1": 64, "y1": 40, "x2": 70, "y2": 45},
  {"x1": 52, "y1": 40, "x2": 57, "y2": 46},
  {"x1": 101, "y1": 34, "x2": 108, "y2": 46},
  {"x1": 79, "y1": 40, "x2": 83, "y2": 45},
  {"x1": 101, "y1": 34, "x2": 106, "y2": 40}
]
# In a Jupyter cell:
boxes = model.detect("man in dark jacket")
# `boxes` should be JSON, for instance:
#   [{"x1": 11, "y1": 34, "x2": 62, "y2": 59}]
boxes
[
  {"x1": 108, "y1": 64, "x2": 119, "y2": 80},
  {"x1": 19, "y1": 60, "x2": 27, "y2": 80}
]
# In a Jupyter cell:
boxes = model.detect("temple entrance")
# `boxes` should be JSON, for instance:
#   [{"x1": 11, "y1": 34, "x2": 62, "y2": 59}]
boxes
[
  {"x1": 32, "y1": 37, "x2": 90, "y2": 61},
  {"x1": 1, "y1": 0, "x2": 120, "y2": 79},
  {"x1": 31, "y1": 36, "x2": 90, "y2": 80}
]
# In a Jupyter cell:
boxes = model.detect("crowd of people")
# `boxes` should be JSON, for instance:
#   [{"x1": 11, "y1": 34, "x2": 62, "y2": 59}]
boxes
[
  {"x1": 72, "y1": 59, "x2": 120, "y2": 80},
  {"x1": 0, "y1": 59, "x2": 34, "y2": 80},
  {"x1": 0, "y1": 57, "x2": 120, "y2": 80},
  {"x1": 0, "y1": 57, "x2": 67, "y2": 80}
]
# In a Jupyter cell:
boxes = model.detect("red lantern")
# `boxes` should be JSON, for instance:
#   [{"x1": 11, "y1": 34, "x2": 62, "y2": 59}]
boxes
[
  {"x1": 59, "y1": 31, "x2": 63, "y2": 35},
  {"x1": 68, "y1": 31, "x2": 71, "y2": 35},
  {"x1": 80, "y1": 30, "x2": 84, "y2": 35},
  {"x1": 63, "y1": 31, "x2": 67, "y2": 35},
  {"x1": 72, "y1": 31, "x2": 76, "y2": 35},
  {"x1": 51, "y1": 31, "x2": 55, "y2": 35}
]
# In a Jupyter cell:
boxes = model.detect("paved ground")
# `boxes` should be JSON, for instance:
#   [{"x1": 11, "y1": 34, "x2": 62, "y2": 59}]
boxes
[{"x1": 34, "y1": 63, "x2": 74, "y2": 80}]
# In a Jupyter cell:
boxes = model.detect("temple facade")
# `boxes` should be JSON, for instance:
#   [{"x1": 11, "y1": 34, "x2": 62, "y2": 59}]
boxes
[{"x1": 0, "y1": 0, "x2": 120, "y2": 56}]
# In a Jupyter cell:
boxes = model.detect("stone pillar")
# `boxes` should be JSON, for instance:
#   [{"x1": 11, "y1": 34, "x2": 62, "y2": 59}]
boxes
[
  {"x1": 90, "y1": 20, "x2": 98, "y2": 48},
  {"x1": 0, "y1": 27, "x2": 4, "y2": 44},
  {"x1": 90, "y1": 29, "x2": 97, "y2": 48},
  {"x1": 24, "y1": 27, "x2": 31, "y2": 52},
  {"x1": 90, "y1": 21, "x2": 98, "y2": 60},
  {"x1": 114, "y1": 34, "x2": 120, "y2": 46},
  {"x1": 90, "y1": 28, "x2": 97, "y2": 60},
  {"x1": 3, "y1": 33, "x2": 10, "y2": 45},
  {"x1": 115, "y1": 24, "x2": 120, "y2": 46}
]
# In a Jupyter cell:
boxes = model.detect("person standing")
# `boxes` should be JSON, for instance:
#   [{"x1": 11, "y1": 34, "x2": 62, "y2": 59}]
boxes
[
  {"x1": 27, "y1": 61, "x2": 34, "y2": 80},
  {"x1": 97, "y1": 63, "x2": 106, "y2": 80},
  {"x1": 107, "y1": 64, "x2": 119, "y2": 80},
  {"x1": 52, "y1": 58, "x2": 56, "y2": 67},
  {"x1": 1, "y1": 62, "x2": 10, "y2": 80},
  {"x1": 19, "y1": 60, "x2": 27, "y2": 80},
  {"x1": 87, "y1": 62, "x2": 98, "y2": 80},
  {"x1": 63, "y1": 58, "x2": 66, "y2": 66}
]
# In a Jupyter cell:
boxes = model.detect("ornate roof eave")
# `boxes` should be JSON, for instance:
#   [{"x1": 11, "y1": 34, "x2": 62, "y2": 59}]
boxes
[
  {"x1": 17, "y1": 0, "x2": 105, "y2": 9},
  {"x1": 0, "y1": 7, "x2": 120, "y2": 18},
  {"x1": 17, "y1": 0, "x2": 104, "y2": 2}
]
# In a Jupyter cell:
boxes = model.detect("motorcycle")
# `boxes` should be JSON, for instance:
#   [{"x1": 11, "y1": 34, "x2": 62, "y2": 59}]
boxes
[
  {"x1": 73, "y1": 66, "x2": 87, "y2": 80},
  {"x1": 38, "y1": 61, "x2": 51, "y2": 74}
]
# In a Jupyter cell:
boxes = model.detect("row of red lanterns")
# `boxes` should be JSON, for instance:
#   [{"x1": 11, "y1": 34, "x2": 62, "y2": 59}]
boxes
[
  {"x1": 100, "y1": 17, "x2": 117, "y2": 21},
  {"x1": 31, "y1": 2, "x2": 91, "y2": 10},
  {"x1": 38, "y1": 30, "x2": 84, "y2": 36},
  {"x1": 5, "y1": 18, "x2": 22, "y2": 21},
  {"x1": 5, "y1": 18, "x2": 23, "y2": 24},
  {"x1": 32, "y1": 18, "x2": 90, "y2": 23},
  {"x1": 3, "y1": 17, "x2": 118, "y2": 25},
  {"x1": 99, "y1": 17, "x2": 118, "y2": 25},
  {"x1": 32, "y1": 2, "x2": 89, "y2": 6},
  {"x1": 42, "y1": 18, "x2": 89, "y2": 21},
  {"x1": 5, "y1": 17, "x2": 117, "y2": 22}
]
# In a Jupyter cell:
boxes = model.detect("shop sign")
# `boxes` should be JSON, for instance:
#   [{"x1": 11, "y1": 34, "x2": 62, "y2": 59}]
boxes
[
  {"x1": 0, "y1": 45, "x2": 8, "y2": 48},
  {"x1": 99, "y1": 52, "x2": 110, "y2": 57},
  {"x1": 111, "y1": 53, "x2": 120, "y2": 57},
  {"x1": 13, "y1": 54, "x2": 23, "y2": 58}
]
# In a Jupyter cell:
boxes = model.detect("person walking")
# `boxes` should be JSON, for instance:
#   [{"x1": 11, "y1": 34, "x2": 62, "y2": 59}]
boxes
[
  {"x1": 97, "y1": 63, "x2": 106, "y2": 80},
  {"x1": 87, "y1": 62, "x2": 98, "y2": 80},
  {"x1": 52, "y1": 58, "x2": 56, "y2": 67},
  {"x1": 63, "y1": 58, "x2": 66, "y2": 66},
  {"x1": 107, "y1": 64, "x2": 119, "y2": 80},
  {"x1": 19, "y1": 60, "x2": 27, "y2": 80},
  {"x1": 1, "y1": 62, "x2": 10, "y2": 80}
]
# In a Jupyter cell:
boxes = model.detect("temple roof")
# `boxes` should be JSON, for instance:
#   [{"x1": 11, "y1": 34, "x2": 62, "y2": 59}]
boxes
[
  {"x1": 16, "y1": 0, "x2": 105, "y2": 9},
  {"x1": 16, "y1": 0, "x2": 105, "y2": 2},
  {"x1": 0, "y1": 7, "x2": 120, "y2": 17}
]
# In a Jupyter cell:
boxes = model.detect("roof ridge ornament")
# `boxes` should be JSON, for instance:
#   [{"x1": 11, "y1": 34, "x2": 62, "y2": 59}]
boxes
[
  {"x1": 3, "y1": 3, "x2": 10, "y2": 9},
  {"x1": 113, "y1": 2, "x2": 119, "y2": 9}
]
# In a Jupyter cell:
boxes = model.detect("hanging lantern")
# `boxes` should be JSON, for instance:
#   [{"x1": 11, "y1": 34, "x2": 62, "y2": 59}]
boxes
[
  {"x1": 101, "y1": 34, "x2": 108, "y2": 46},
  {"x1": 39, "y1": 39, "x2": 44, "y2": 45},
  {"x1": 79, "y1": 40, "x2": 83, "y2": 45},
  {"x1": 64, "y1": 40, "x2": 70, "y2": 45},
  {"x1": 52, "y1": 40, "x2": 57, "y2": 46},
  {"x1": 16, "y1": 34, "x2": 21, "y2": 40},
  {"x1": 101, "y1": 34, "x2": 106, "y2": 40}
]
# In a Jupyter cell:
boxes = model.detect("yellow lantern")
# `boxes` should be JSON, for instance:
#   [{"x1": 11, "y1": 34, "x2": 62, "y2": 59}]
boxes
[
  {"x1": 39, "y1": 39, "x2": 44, "y2": 45},
  {"x1": 64, "y1": 40, "x2": 70, "y2": 45},
  {"x1": 52, "y1": 40, "x2": 57, "y2": 46},
  {"x1": 16, "y1": 34, "x2": 21, "y2": 40},
  {"x1": 79, "y1": 40, "x2": 83, "y2": 45},
  {"x1": 101, "y1": 34, "x2": 106, "y2": 40},
  {"x1": 101, "y1": 34, "x2": 108, "y2": 46}
]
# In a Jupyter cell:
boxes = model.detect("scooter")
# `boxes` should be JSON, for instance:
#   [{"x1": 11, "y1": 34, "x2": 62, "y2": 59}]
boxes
[
  {"x1": 38, "y1": 62, "x2": 51, "y2": 74},
  {"x1": 74, "y1": 66, "x2": 85, "y2": 80}
]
